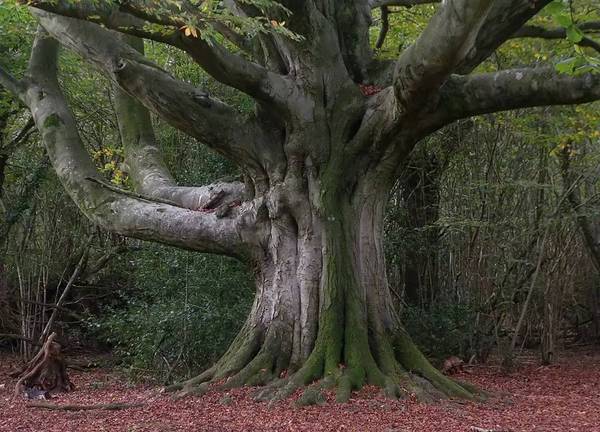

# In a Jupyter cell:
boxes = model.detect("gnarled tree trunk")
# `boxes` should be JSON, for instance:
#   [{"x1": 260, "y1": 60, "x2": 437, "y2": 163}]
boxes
[
  {"x1": 1, "y1": 0, "x2": 599, "y2": 403},
  {"x1": 169, "y1": 168, "x2": 474, "y2": 401}
]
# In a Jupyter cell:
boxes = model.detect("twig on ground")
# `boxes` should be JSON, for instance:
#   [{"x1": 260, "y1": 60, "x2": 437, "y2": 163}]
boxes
[{"x1": 27, "y1": 401, "x2": 145, "y2": 411}]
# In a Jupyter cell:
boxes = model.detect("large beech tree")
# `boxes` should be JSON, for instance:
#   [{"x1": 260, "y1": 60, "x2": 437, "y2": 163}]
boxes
[{"x1": 1, "y1": 0, "x2": 599, "y2": 401}]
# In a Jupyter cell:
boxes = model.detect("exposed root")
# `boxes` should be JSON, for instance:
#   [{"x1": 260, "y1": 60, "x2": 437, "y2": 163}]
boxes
[{"x1": 164, "y1": 322, "x2": 481, "y2": 404}]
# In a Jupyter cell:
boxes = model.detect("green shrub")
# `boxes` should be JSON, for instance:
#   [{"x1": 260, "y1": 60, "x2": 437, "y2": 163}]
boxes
[
  {"x1": 402, "y1": 302, "x2": 489, "y2": 362},
  {"x1": 93, "y1": 245, "x2": 253, "y2": 383}
]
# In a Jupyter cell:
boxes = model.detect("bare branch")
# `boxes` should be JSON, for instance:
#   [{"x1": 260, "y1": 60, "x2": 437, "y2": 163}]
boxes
[
  {"x1": 434, "y1": 67, "x2": 600, "y2": 124},
  {"x1": 112, "y1": 35, "x2": 245, "y2": 210},
  {"x1": 375, "y1": 6, "x2": 390, "y2": 50},
  {"x1": 393, "y1": 0, "x2": 493, "y2": 112},
  {"x1": 0, "y1": 66, "x2": 26, "y2": 100},
  {"x1": 511, "y1": 24, "x2": 600, "y2": 54}
]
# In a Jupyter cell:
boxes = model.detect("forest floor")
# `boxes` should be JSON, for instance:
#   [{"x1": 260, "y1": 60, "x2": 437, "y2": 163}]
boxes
[{"x1": 1, "y1": 349, "x2": 599, "y2": 432}]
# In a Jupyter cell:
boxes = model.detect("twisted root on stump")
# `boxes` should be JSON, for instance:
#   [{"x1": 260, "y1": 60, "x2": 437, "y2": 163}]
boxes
[{"x1": 14, "y1": 332, "x2": 74, "y2": 398}]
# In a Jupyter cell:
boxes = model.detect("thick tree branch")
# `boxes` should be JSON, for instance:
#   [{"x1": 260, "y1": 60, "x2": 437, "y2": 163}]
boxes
[
  {"x1": 335, "y1": 1, "x2": 374, "y2": 81},
  {"x1": 511, "y1": 24, "x2": 600, "y2": 54},
  {"x1": 435, "y1": 68, "x2": 600, "y2": 124},
  {"x1": 24, "y1": 0, "x2": 292, "y2": 106},
  {"x1": 393, "y1": 0, "x2": 493, "y2": 112},
  {"x1": 113, "y1": 35, "x2": 245, "y2": 210},
  {"x1": 456, "y1": 0, "x2": 553, "y2": 73},
  {"x1": 33, "y1": 10, "x2": 267, "y2": 169},
  {"x1": 18, "y1": 26, "x2": 250, "y2": 258}
]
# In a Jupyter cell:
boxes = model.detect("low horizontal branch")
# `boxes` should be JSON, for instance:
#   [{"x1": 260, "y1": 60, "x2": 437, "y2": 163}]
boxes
[
  {"x1": 436, "y1": 67, "x2": 600, "y2": 123},
  {"x1": 85, "y1": 177, "x2": 181, "y2": 208}
]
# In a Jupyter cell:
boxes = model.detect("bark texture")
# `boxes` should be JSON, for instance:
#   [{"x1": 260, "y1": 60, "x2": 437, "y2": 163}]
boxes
[{"x1": 1, "y1": 0, "x2": 599, "y2": 402}]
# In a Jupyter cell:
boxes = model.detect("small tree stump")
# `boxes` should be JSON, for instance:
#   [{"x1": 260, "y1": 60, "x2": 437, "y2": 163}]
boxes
[{"x1": 14, "y1": 332, "x2": 74, "y2": 398}]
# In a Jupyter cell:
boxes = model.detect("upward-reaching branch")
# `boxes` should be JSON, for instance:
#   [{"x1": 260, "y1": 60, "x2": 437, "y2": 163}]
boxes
[
  {"x1": 456, "y1": 0, "x2": 553, "y2": 73},
  {"x1": 23, "y1": 0, "x2": 292, "y2": 107},
  {"x1": 33, "y1": 10, "x2": 267, "y2": 169},
  {"x1": 393, "y1": 0, "x2": 493, "y2": 112},
  {"x1": 112, "y1": 34, "x2": 245, "y2": 211}
]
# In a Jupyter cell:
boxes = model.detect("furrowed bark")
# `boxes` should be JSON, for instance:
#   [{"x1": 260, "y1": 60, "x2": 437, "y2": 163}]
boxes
[
  {"x1": 393, "y1": 0, "x2": 493, "y2": 111},
  {"x1": 433, "y1": 68, "x2": 600, "y2": 125},
  {"x1": 18, "y1": 27, "x2": 247, "y2": 258}
]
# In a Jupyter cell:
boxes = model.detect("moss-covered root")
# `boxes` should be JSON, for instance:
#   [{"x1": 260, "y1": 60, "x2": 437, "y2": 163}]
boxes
[
  {"x1": 392, "y1": 329, "x2": 481, "y2": 401},
  {"x1": 164, "y1": 367, "x2": 215, "y2": 394},
  {"x1": 165, "y1": 326, "x2": 286, "y2": 399}
]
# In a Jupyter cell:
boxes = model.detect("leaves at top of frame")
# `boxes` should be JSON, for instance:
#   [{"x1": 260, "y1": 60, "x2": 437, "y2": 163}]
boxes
[{"x1": 544, "y1": 0, "x2": 600, "y2": 75}]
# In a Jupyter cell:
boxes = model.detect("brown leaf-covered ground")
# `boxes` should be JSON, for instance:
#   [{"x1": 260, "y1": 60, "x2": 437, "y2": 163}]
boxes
[{"x1": 1, "y1": 349, "x2": 599, "y2": 432}]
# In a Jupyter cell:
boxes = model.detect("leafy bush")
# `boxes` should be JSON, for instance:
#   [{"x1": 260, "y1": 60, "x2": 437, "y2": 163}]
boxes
[
  {"x1": 94, "y1": 246, "x2": 253, "y2": 383},
  {"x1": 402, "y1": 302, "x2": 489, "y2": 362}
]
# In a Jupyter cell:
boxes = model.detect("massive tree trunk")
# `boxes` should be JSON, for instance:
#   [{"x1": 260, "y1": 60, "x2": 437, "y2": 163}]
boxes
[
  {"x1": 169, "y1": 165, "x2": 474, "y2": 401},
  {"x1": 1, "y1": 0, "x2": 599, "y2": 402}
]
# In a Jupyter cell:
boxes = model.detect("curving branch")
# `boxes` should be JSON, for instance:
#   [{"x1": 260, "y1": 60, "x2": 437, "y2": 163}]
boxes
[
  {"x1": 434, "y1": 67, "x2": 600, "y2": 124},
  {"x1": 33, "y1": 10, "x2": 267, "y2": 169},
  {"x1": 23, "y1": 0, "x2": 291, "y2": 107},
  {"x1": 113, "y1": 35, "x2": 245, "y2": 210},
  {"x1": 15, "y1": 26, "x2": 249, "y2": 258},
  {"x1": 393, "y1": 0, "x2": 493, "y2": 112},
  {"x1": 368, "y1": 0, "x2": 553, "y2": 86},
  {"x1": 456, "y1": 0, "x2": 553, "y2": 73}
]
